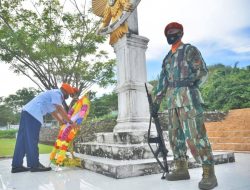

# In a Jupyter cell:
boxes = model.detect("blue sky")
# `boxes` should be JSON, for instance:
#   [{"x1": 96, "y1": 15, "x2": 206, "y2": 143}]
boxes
[
  {"x1": 137, "y1": 0, "x2": 250, "y2": 81},
  {"x1": 146, "y1": 31, "x2": 250, "y2": 81},
  {"x1": 0, "y1": 0, "x2": 250, "y2": 96}
]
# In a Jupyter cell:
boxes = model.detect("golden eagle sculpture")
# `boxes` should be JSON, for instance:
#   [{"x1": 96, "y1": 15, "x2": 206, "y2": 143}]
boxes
[{"x1": 92, "y1": 0, "x2": 141, "y2": 45}]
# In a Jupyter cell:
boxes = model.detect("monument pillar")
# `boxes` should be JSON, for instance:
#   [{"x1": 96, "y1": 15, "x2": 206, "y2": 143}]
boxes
[{"x1": 113, "y1": 34, "x2": 150, "y2": 133}]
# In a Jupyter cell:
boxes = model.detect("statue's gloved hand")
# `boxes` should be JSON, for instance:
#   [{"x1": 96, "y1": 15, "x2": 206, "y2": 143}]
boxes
[{"x1": 150, "y1": 102, "x2": 160, "y2": 117}]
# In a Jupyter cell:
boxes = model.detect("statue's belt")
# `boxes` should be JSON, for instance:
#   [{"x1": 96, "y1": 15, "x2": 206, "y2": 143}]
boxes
[{"x1": 168, "y1": 80, "x2": 195, "y2": 88}]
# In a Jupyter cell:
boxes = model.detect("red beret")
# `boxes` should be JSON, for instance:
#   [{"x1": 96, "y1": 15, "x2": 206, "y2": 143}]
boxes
[
  {"x1": 61, "y1": 83, "x2": 75, "y2": 94},
  {"x1": 164, "y1": 22, "x2": 183, "y2": 36}
]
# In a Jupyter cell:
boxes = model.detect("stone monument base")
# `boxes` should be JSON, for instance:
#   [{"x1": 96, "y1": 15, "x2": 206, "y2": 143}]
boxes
[
  {"x1": 74, "y1": 131, "x2": 235, "y2": 179},
  {"x1": 74, "y1": 151, "x2": 235, "y2": 179}
]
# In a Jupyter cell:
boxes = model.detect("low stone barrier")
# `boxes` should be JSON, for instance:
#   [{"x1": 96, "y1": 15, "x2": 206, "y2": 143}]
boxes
[{"x1": 39, "y1": 111, "x2": 227, "y2": 145}]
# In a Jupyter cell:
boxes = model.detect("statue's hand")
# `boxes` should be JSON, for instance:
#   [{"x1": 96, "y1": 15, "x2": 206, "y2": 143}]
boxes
[{"x1": 124, "y1": 2, "x2": 133, "y2": 12}]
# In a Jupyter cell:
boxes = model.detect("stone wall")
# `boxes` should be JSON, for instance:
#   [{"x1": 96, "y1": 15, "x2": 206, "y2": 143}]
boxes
[
  {"x1": 39, "y1": 127, "x2": 59, "y2": 145},
  {"x1": 153, "y1": 110, "x2": 226, "y2": 130},
  {"x1": 203, "y1": 111, "x2": 227, "y2": 122},
  {"x1": 39, "y1": 119, "x2": 116, "y2": 145},
  {"x1": 39, "y1": 111, "x2": 227, "y2": 144}
]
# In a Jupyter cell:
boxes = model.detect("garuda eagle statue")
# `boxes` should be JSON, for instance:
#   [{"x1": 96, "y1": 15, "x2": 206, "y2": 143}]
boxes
[{"x1": 92, "y1": 0, "x2": 141, "y2": 45}]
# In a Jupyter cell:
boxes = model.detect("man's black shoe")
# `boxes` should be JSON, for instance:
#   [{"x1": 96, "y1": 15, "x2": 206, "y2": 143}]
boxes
[
  {"x1": 11, "y1": 166, "x2": 30, "y2": 173},
  {"x1": 30, "y1": 163, "x2": 51, "y2": 172}
]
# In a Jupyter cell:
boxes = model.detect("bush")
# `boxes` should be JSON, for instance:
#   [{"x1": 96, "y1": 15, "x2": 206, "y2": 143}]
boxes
[{"x1": 0, "y1": 129, "x2": 18, "y2": 138}]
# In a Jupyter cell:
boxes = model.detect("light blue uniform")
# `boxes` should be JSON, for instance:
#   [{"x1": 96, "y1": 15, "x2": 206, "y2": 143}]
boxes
[
  {"x1": 12, "y1": 89, "x2": 64, "y2": 168},
  {"x1": 23, "y1": 89, "x2": 64, "y2": 124}
]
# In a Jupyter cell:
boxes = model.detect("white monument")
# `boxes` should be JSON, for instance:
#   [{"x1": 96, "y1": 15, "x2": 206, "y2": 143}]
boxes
[
  {"x1": 75, "y1": 0, "x2": 162, "y2": 178},
  {"x1": 93, "y1": 0, "x2": 151, "y2": 133},
  {"x1": 113, "y1": 33, "x2": 151, "y2": 132}
]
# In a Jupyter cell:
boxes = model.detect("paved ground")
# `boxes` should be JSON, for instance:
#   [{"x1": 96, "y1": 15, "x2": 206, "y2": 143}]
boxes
[{"x1": 0, "y1": 153, "x2": 249, "y2": 190}]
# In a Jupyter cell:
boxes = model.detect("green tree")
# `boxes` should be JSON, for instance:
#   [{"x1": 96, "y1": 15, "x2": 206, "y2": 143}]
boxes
[
  {"x1": 4, "y1": 87, "x2": 39, "y2": 113},
  {"x1": 0, "y1": 98, "x2": 18, "y2": 126},
  {"x1": 201, "y1": 64, "x2": 250, "y2": 111},
  {"x1": 0, "y1": 0, "x2": 115, "y2": 94},
  {"x1": 89, "y1": 92, "x2": 118, "y2": 118}
]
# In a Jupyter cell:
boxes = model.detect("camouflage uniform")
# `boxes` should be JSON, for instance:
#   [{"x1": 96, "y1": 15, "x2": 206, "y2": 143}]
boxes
[{"x1": 155, "y1": 43, "x2": 214, "y2": 165}]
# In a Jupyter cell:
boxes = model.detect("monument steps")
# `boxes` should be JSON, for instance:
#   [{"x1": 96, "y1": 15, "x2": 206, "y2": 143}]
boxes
[
  {"x1": 206, "y1": 124, "x2": 249, "y2": 131},
  {"x1": 207, "y1": 130, "x2": 250, "y2": 138},
  {"x1": 74, "y1": 131, "x2": 235, "y2": 178},
  {"x1": 95, "y1": 132, "x2": 154, "y2": 144},
  {"x1": 211, "y1": 143, "x2": 250, "y2": 152},
  {"x1": 209, "y1": 137, "x2": 250, "y2": 144},
  {"x1": 75, "y1": 141, "x2": 156, "y2": 160},
  {"x1": 74, "y1": 152, "x2": 235, "y2": 179},
  {"x1": 205, "y1": 108, "x2": 250, "y2": 152}
]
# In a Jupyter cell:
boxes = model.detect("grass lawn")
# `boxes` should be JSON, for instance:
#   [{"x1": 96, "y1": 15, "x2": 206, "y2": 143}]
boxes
[{"x1": 0, "y1": 138, "x2": 53, "y2": 157}]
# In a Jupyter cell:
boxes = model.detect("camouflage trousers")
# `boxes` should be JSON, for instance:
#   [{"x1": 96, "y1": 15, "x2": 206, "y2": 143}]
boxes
[{"x1": 168, "y1": 105, "x2": 214, "y2": 165}]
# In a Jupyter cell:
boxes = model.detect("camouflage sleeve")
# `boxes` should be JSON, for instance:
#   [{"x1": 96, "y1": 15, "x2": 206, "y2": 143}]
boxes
[
  {"x1": 186, "y1": 45, "x2": 208, "y2": 87},
  {"x1": 153, "y1": 64, "x2": 168, "y2": 104}
]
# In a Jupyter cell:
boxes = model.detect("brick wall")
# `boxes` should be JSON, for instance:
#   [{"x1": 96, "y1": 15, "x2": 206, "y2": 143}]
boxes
[{"x1": 205, "y1": 108, "x2": 250, "y2": 152}]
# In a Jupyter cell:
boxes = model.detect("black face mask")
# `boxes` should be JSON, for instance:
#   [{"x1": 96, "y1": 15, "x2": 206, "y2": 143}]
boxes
[{"x1": 166, "y1": 32, "x2": 183, "y2": 45}]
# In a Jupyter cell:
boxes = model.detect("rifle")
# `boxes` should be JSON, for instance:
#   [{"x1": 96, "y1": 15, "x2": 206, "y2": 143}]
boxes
[{"x1": 145, "y1": 83, "x2": 169, "y2": 179}]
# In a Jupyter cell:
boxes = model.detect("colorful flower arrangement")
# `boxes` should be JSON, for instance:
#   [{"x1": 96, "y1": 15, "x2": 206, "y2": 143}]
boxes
[{"x1": 50, "y1": 95, "x2": 90, "y2": 167}]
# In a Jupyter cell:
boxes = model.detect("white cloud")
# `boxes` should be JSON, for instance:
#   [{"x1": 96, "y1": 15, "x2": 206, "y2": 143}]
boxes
[
  {"x1": 233, "y1": 45, "x2": 250, "y2": 54},
  {"x1": 0, "y1": 64, "x2": 37, "y2": 97},
  {"x1": 137, "y1": 0, "x2": 250, "y2": 60},
  {"x1": 91, "y1": 83, "x2": 115, "y2": 97}
]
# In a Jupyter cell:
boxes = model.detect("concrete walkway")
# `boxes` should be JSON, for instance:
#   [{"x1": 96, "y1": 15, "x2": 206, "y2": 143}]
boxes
[{"x1": 0, "y1": 153, "x2": 249, "y2": 190}]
